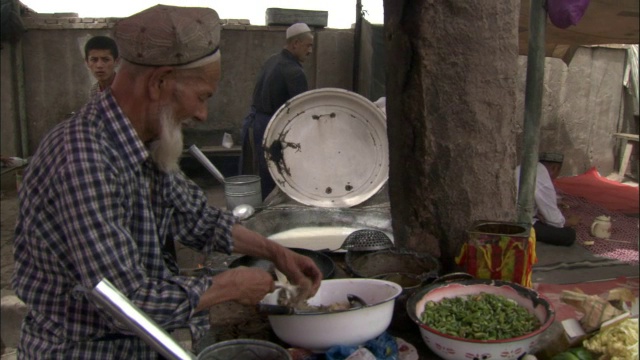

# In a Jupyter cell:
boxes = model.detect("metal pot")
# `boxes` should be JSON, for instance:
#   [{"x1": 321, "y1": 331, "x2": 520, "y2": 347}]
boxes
[
  {"x1": 197, "y1": 339, "x2": 291, "y2": 360},
  {"x1": 187, "y1": 145, "x2": 262, "y2": 210},
  {"x1": 224, "y1": 175, "x2": 262, "y2": 210}
]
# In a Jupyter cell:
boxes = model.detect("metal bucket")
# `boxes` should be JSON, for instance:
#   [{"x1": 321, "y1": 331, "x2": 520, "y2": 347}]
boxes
[
  {"x1": 224, "y1": 175, "x2": 262, "y2": 210},
  {"x1": 198, "y1": 339, "x2": 291, "y2": 360},
  {"x1": 462, "y1": 220, "x2": 534, "y2": 286}
]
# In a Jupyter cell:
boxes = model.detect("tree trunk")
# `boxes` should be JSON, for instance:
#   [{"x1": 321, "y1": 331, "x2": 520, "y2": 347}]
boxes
[{"x1": 383, "y1": 0, "x2": 520, "y2": 271}]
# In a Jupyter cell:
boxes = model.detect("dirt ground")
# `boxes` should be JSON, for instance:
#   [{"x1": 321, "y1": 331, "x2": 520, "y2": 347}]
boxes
[{"x1": 0, "y1": 190, "x2": 18, "y2": 291}]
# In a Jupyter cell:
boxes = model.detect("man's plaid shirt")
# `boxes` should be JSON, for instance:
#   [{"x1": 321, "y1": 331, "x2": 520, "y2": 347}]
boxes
[{"x1": 12, "y1": 91, "x2": 237, "y2": 359}]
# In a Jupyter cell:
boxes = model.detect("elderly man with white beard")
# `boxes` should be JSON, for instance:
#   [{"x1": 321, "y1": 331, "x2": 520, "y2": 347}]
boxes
[{"x1": 11, "y1": 5, "x2": 322, "y2": 359}]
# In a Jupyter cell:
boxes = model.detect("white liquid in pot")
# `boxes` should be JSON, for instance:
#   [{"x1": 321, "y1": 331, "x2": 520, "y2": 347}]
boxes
[{"x1": 268, "y1": 226, "x2": 394, "y2": 252}]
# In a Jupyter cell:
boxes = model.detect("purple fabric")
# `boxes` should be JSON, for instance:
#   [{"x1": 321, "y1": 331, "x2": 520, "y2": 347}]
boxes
[{"x1": 547, "y1": 0, "x2": 591, "y2": 29}]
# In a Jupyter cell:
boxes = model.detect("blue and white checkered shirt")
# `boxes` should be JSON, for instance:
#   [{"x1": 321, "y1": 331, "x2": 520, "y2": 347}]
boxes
[{"x1": 12, "y1": 91, "x2": 237, "y2": 359}]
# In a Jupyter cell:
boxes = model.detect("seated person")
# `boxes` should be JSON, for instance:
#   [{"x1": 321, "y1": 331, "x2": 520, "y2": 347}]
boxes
[{"x1": 515, "y1": 152, "x2": 576, "y2": 246}]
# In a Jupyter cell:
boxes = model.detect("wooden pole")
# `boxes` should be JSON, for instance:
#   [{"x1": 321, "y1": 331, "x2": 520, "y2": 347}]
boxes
[
  {"x1": 352, "y1": 0, "x2": 363, "y2": 92},
  {"x1": 12, "y1": 0, "x2": 28, "y2": 157}
]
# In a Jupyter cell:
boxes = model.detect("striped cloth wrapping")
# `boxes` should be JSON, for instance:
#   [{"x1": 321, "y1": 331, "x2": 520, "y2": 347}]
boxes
[{"x1": 455, "y1": 229, "x2": 538, "y2": 288}]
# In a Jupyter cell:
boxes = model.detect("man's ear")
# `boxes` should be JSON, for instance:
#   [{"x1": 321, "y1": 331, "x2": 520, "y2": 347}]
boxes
[{"x1": 147, "y1": 66, "x2": 175, "y2": 101}]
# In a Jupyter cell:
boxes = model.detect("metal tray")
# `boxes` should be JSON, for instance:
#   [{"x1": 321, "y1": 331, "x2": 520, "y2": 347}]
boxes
[{"x1": 262, "y1": 88, "x2": 388, "y2": 208}]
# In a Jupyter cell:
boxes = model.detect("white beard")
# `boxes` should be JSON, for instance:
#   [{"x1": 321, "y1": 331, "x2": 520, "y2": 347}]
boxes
[{"x1": 148, "y1": 106, "x2": 185, "y2": 173}]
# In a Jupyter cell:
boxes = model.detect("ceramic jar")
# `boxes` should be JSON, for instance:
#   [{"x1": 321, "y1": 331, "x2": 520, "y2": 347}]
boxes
[{"x1": 590, "y1": 215, "x2": 612, "y2": 239}]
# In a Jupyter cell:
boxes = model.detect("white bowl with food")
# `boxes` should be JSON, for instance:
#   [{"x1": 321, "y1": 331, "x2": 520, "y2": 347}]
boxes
[
  {"x1": 406, "y1": 279, "x2": 555, "y2": 360},
  {"x1": 261, "y1": 278, "x2": 402, "y2": 352}
]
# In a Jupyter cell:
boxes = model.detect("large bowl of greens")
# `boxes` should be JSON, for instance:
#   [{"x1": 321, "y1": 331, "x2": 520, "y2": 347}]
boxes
[{"x1": 406, "y1": 278, "x2": 554, "y2": 360}]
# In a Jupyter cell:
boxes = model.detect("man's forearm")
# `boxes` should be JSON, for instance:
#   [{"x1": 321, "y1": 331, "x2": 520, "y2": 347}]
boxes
[{"x1": 230, "y1": 224, "x2": 285, "y2": 261}]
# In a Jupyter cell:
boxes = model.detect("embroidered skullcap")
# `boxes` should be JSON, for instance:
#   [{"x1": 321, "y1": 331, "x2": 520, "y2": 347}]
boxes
[
  {"x1": 286, "y1": 23, "x2": 311, "y2": 39},
  {"x1": 539, "y1": 152, "x2": 564, "y2": 163},
  {"x1": 113, "y1": 5, "x2": 220, "y2": 67}
]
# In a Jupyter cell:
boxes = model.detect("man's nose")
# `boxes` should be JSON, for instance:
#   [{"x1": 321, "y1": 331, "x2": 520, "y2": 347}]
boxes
[{"x1": 193, "y1": 107, "x2": 208, "y2": 123}]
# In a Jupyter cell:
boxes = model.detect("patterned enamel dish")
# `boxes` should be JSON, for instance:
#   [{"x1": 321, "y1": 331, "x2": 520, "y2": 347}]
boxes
[
  {"x1": 406, "y1": 279, "x2": 555, "y2": 360},
  {"x1": 262, "y1": 88, "x2": 388, "y2": 208}
]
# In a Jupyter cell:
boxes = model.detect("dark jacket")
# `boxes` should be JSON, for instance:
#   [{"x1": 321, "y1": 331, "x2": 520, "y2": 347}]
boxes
[{"x1": 251, "y1": 49, "x2": 308, "y2": 115}]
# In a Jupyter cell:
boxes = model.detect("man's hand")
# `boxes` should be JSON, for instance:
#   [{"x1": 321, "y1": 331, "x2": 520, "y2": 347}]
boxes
[
  {"x1": 229, "y1": 224, "x2": 323, "y2": 302},
  {"x1": 273, "y1": 249, "x2": 322, "y2": 301}
]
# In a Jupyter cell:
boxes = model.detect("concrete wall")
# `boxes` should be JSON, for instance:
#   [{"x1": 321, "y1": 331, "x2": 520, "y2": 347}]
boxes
[
  {"x1": 0, "y1": 15, "x2": 355, "y2": 157},
  {"x1": 1, "y1": 14, "x2": 633, "y2": 178},
  {"x1": 0, "y1": 44, "x2": 18, "y2": 157},
  {"x1": 515, "y1": 47, "x2": 629, "y2": 177},
  {"x1": 189, "y1": 25, "x2": 355, "y2": 146},
  {"x1": 21, "y1": 29, "x2": 114, "y2": 154}
]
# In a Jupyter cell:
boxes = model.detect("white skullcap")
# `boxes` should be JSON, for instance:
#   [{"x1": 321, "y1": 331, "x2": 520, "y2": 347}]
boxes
[{"x1": 286, "y1": 23, "x2": 311, "y2": 39}]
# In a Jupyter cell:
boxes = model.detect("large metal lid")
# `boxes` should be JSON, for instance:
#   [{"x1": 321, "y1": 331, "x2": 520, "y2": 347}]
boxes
[{"x1": 263, "y1": 88, "x2": 388, "y2": 208}]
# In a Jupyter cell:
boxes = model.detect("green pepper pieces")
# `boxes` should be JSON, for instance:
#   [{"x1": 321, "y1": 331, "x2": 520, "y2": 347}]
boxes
[{"x1": 420, "y1": 293, "x2": 540, "y2": 340}]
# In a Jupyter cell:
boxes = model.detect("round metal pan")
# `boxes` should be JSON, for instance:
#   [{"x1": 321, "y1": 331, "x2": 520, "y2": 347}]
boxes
[
  {"x1": 262, "y1": 88, "x2": 388, "y2": 208},
  {"x1": 228, "y1": 248, "x2": 336, "y2": 280},
  {"x1": 345, "y1": 248, "x2": 440, "y2": 281}
]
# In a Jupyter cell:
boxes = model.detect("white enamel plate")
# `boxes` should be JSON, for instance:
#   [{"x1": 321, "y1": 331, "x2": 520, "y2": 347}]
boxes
[{"x1": 263, "y1": 88, "x2": 388, "y2": 208}]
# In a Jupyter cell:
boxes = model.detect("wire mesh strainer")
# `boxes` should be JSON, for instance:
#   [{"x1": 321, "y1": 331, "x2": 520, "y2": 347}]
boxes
[{"x1": 337, "y1": 229, "x2": 393, "y2": 251}]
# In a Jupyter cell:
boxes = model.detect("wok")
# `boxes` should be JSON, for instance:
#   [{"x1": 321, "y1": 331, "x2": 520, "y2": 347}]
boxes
[
  {"x1": 228, "y1": 248, "x2": 335, "y2": 280},
  {"x1": 345, "y1": 248, "x2": 440, "y2": 281}
]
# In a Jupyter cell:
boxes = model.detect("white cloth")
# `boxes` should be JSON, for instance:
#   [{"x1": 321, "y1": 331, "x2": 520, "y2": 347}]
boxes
[{"x1": 515, "y1": 162, "x2": 565, "y2": 227}]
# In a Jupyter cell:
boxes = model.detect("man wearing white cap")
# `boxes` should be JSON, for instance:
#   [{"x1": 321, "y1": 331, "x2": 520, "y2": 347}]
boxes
[
  {"x1": 239, "y1": 22, "x2": 314, "y2": 200},
  {"x1": 12, "y1": 6, "x2": 321, "y2": 359}
]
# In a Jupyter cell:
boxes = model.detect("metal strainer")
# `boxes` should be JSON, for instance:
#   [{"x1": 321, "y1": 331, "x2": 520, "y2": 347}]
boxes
[{"x1": 338, "y1": 229, "x2": 393, "y2": 251}]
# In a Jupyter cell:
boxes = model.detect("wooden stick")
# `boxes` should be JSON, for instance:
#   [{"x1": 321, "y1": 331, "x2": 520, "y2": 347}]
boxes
[{"x1": 601, "y1": 238, "x2": 634, "y2": 244}]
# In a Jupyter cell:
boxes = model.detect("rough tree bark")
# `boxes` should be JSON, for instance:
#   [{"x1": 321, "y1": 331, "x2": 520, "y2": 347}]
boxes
[{"x1": 383, "y1": 0, "x2": 520, "y2": 271}]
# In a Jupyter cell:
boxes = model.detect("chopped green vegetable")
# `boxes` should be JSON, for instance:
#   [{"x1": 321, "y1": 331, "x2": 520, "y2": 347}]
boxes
[
  {"x1": 420, "y1": 293, "x2": 540, "y2": 340},
  {"x1": 550, "y1": 347, "x2": 593, "y2": 360},
  {"x1": 550, "y1": 352, "x2": 579, "y2": 360},
  {"x1": 567, "y1": 347, "x2": 593, "y2": 360}
]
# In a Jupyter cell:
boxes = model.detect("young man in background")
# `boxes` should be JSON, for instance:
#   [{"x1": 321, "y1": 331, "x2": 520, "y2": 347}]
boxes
[{"x1": 84, "y1": 35, "x2": 119, "y2": 99}]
